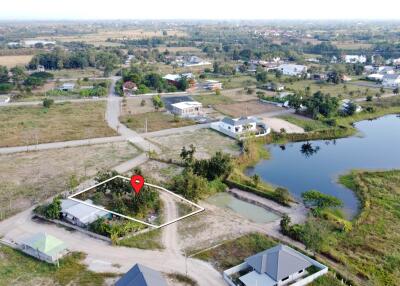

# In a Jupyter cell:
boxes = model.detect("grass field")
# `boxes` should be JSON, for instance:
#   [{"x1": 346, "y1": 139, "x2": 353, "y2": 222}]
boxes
[
  {"x1": 286, "y1": 80, "x2": 380, "y2": 98},
  {"x1": 51, "y1": 68, "x2": 104, "y2": 79},
  {"x1": 0, "y1": 142, "x2": 139, "y2": 220},
  {"x1": 116, "y1": 229, "x2": 163, "y2": 250},
  {"x1": 0, "y1": 55, "x2": 33, "y2": 68},
  {"x1": 219, "y1": 75, "x2": 257, "y2": 89},
  {"x1": 279, "y1": 115, "x2": 329, "y2": 131},
  {"x1": 214, "y1": 100, "x2": 282, "y2": 117},
  {"x1": 120, "y1": 111, "x2": 195, "y2": 133},
  {"x1": 0, "y1": 247, "x2": 115, "y2": 286},
  {"x1": 325, "y1": 170, "x2": 400, "y2": 286},
  {"x1": 0, "y1": 101, "x2": 115, "y2": 147},
  {"x1": 192, "y1": 94, "x2": 234, "y2": 105}
]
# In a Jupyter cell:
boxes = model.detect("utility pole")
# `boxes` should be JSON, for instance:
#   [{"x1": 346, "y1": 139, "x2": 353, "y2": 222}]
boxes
[{"x1": 145, "y1": 117, "x2": 148, "y2": 133}]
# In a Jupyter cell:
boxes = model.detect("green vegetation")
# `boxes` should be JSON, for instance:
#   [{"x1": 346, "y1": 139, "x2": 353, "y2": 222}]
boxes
[
  {"x1": 34, "y1": 197, "x2": 62, "y2": 219},
  {"x1": 120, "y1": 111, "x2": 195, "y2": 133},
  {"x1": 167, "y1": 273, "x2": 198, "y2": 286},
  {"x1": 116, "y1": 229, "x2": 163, "y2": 250},
  {"x1": 192, "y1": 94, "x2": 233, "y2": 105},
  {"x1": 0, "y1": 101, "x2": 115, "y2": 147},
  {"x1": 0, "y1": 247, "x2": 115, "y2": 285}
]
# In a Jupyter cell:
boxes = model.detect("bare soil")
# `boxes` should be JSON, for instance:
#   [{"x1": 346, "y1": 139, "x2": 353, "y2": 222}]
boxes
[{"x1": 214, "y1": 100, "x2": 283, "y2": 117}]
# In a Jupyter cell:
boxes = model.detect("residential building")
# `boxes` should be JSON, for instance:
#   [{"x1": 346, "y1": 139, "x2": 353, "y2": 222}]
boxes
[
  {"x1": 181, "y1": 56, "x2": 211, "y2": 67},
  {"x1": 376, "y1": 66, "x2": 395, "y2": 75},
  {"x1": 223, "y1": 244, "x2": 328, "y2": 286},
  {"x1": 0, "y1": 95, "x2": 10, "y2": 104},
  {"x1": 344, "y1": 55, "x2": 367, "y2": 64},
  {"x1": 367, "y1": 73, "x2": 384, "y2": 81},
  {"x1": 116, "y1": 263, "x2": 167, "y2": 286},
  {"x1": 382, "y1": 74, "x2": 400, "y2": 88},
  {"x1": 341, "y1": 99, "x2": 362, "y2": 113},
  {"x1": 211, "y1": 116, "x2": 270, "y2": 139},
  {"x1": 122, "y1": 81, "x2": 138, "y2": 96},
  {"x1": 61, "y1": 199, "x2": 110, "y2": 228},
  {"x1": 204, "y1": 80, "x2": 223, "y2": 90},
  {"x1": 23, "y1": 40, "x2": 56, "y2": 47},
  {"x1": 171, "y1": 101, "x2": 203, "y2": 117},
  {"x1": 262, "y1": 82, "x2": 285, "y2": 91},
  {"x1": 19, "y1": 233, "x2": 68, "y2": 264},
  {"x1": 57, "y1": 83, "x2": 75, "y2": 91},
  {"x1": 163, "y1": 73, "x2": 195, "y2": 87},
  {"x1": 277, "y1": 64, "x2": 307, "y2": 77}
]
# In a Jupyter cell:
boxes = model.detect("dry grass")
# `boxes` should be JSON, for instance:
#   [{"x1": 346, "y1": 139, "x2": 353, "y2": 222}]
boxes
[
  {"x1": 150, "y1": 128, "x2": 240, "y2": 161},
  {"x1": 0, "y1": 101, "x2": 116, "y2": 147},
  {"x1": 0, "y1": 142, "x2": 139, "y2": 220},
  {"x1": 214, "y1": 100, "x2": 283, "y2": 117},
  {"x1": 121, "y1": 97, "x2": 156, "y2": 115},
  {"x1": 120, "y1": 111, "x2": 195, "y2": 133},
  {"x1": 0, "y1": 55, "x2": 33, "y2": 68}
]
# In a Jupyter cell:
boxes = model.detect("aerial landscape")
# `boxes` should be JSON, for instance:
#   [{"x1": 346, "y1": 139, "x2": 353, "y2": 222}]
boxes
[{"x1": 0, "y1": 1, "x2": 400, "y2": 286}]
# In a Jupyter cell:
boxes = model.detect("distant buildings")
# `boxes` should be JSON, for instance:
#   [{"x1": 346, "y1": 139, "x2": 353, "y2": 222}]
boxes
[
  {"x1": 116, "y1": 263, "x2": 167, "y2": 286},
  {"x1": 57, "y1": 83, "x2": 75, "y2": 91},
  {"x1": 18, "y1": 233, "x2": 68, "y2": 264},
  {"x1": 174, "y1": 56, "x2": 211, "y2": 67},
  {"x1": 277, "y1": 64, "x2": 307, "y2": 77},
  {"x1": 61, "y1": 199, "x2": 110, "y2": 228},
  {"x1": 341, "y1": 99, "x2": 362, "y2": 113},
  {"x1": 163, "y1": 73, "x2": 195, "y2": 88},
  {"x1": 211, "y1": 116, "x2": 270, "y2": 140},
  {"x1": 122, "y1": 81, "x2": 138, "y2": 96},
  {"x1": 382, "y1": 74, "x2": 400, "y2": 88},
  {"x1": 204, "y1": 80, "x2": 223, "y2": 91},
  {"x1": 344, "y1": 55, "x2": 367, "y2": 64},
  {"x1": 171, "y1": 101, "x2": 203, "y2": 117},
  {"x1": 223, "y1": 244, "x2": 328, "y2": 286}
]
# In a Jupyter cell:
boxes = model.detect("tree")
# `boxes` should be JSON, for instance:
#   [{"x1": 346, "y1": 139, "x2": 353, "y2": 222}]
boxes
[
  {"x1": 170, "y1": 170, "x2": 208, "y2": 201},
  {"x1": 180, "y1": 144, "x2": 196, "y2": 165},
  {"x1": 252, "y1": 174, "x2": 260, "y2": 187},
  {"x1": 275, "y1": 187, "x2": 292, "y2": 205},
  {"x1": 302, "y1": 190, "x2": 342, "y2": 209},
  {"x1": 10, "y1": 66, "x2": 27, "y2": 83},
  {"x1": 287, "y1": 93, "x2": 303, "y2": 112},
  {"x1": 42, "y1": 98, "x2": 54, "y2": 108},
  {"x1": 256, "y1": 71, "x2": 268, "y2": 83},
  {"x1": 213, "y1": 62, "x2": 220, "y2": 74},
  {"x1": 303, "y1": 91, "x2": 339, "y2": 118},
  {"x1": 393, "y1": 87, "x2": 399, "y2": 95},
  {"x1": 192, "y1": 151, "x2": 233, "y2": 181},
  {"x1": 45, "y1": 197, "x2": 62, "y2": 219},
  {"x1": 140, "y1": 99, "x2": 146, "y2": 106},
  {"x1": 301, "y1": 218, "x2": 328, "y2": 254},
  {"x1": 280, "y1": 214, "x2": 291, "y2": 234},
  {"x1": 0, "y1": 66, "x2": 9, "y2": 83},
  {"x1": 152, "y1": 95, "x2": 164, "y2": 110},
  {"x1": 343, "y1": 101, "x2": 357, "y2": 116}
]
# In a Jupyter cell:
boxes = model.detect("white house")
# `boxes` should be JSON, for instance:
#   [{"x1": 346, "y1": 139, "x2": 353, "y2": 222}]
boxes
[
  {"x1": 171, "y1": 101, "x2": 203, "y2": 117},
  {"x1": 341, "y1": 99, "x2": 362, "y2": 113},
  {"x1": 204, "y1": 80, "x2": 223, "y2": 90},
  {"x1": 223, "y1": 245, "x2": 328, "y2": 286},
  {"x1": 211, "y1": 116, "x2": 270, "y2": 139},
  {"x1": 382, "y1": 74, "x2": 400, "y2": 88},
  {"x1": 61, "y1": 199, "x2": 110, "y2": 228},
  {"x1": 19, "y1": 233, "x2": 68, "y2": 264},
  {"x1": 376, "y1": 66, "x2": 395, "y2": 75},
  {"x1": 344, "y1": 55, "x2": 367, "y2": 64},
  {"x1": 57, "y1": 83, "x2": 75, "y2": 91},
  {"x1": 278, "y1": 64, "x2": 307, "y2": 77},
  {"x1": 367, "y1": 73, "x2": 384, "y2": 81}
]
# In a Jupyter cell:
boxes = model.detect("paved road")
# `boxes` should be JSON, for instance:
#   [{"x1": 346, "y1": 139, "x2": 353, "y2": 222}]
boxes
[
  {"x1": 0, "y1": 136, "x2": 125, "y2": 155},
  {"x1": 0, "y1": 97, "x2": 107, "y2": 107}
]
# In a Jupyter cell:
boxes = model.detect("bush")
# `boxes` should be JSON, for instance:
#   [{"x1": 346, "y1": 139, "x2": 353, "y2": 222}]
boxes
[
  {"x1": 0, "y1": 83, "x2": 13, "y2": 94},
  {"x1": 274, "y1": 187, "x2": 292, "y2": 205},
  {"x1": 43, "y1": 98, "x2": 54, "y2": 108}
]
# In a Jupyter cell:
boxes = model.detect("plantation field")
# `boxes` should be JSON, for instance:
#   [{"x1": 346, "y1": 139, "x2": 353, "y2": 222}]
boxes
[{"x1": 0, "y1": 55, "x2": 33, "y2": 68}]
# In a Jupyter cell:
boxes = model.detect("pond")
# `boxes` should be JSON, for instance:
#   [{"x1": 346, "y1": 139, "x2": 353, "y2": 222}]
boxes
[
  {"x1": 247, "y1": 114, "x2": 400, "y2": 218},
  {"x1": 206, "y1": 192, "x2": 280, "y2": 224}
]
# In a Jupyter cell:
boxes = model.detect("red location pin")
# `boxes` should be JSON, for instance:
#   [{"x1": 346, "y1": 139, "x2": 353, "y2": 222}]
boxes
[{"x1": 130, "y1": 175, "x2": 145, "y2": 194}]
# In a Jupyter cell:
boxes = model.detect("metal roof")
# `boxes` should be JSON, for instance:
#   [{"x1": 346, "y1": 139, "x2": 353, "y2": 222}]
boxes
[
  {"x1": 221, "y1": 116, "x2": 255, "y2": 126},
  {"x1": 21, "y1": 233, "x2": 67, "y2": 257},
  {"x1": 116, "y1": 264, "x2": 168, "y2": 286},
  {"x1": 245, "y1": 244, "x2": 312, "y2": 281},
  {"x1": 61, "y1": 199, "x2": 109, "y2": 225}
]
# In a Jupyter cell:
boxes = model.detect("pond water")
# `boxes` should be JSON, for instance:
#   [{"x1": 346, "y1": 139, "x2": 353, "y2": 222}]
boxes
[
  {"x1": 206, "y1": 192, "x2": 280, "y2": 223},
  {"x1": 247, "y1": 114, "x2": 400, "y2": 218}
]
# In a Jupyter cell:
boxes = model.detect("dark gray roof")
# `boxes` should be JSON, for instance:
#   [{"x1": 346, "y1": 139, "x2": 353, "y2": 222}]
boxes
[
  {"x1": 116, "y1": 264, "x2": 167, "y2": 286},
  {"x1": 222, "y1": 117, "x2": 254, "y2": 126},
  {"x1": 245, "y1": 244, "x2": 312, "y2": 281}
]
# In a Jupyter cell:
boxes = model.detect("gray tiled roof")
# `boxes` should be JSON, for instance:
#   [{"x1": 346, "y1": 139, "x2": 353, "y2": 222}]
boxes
[
  {"x1": 245, "y1": 244, "x2": 312, "y2": 281},
  {"x1": 116, "y1": 264, "x2": 168, "y2": 286},
  {"x1": 222, "y1": 117, "x2": 255, "y2": 126}
]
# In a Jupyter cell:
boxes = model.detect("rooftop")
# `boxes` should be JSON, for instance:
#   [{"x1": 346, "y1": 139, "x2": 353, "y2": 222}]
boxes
[
  {"x1": 61, "y1": 199, "x2": 109, "y2": 224},
  {"x1": 21, "y1": 233, "x2": 67, "y2": 257},
  {"x1": 222, "y1": 116, "x2": 256, "y2": 126},
  {"x1": 116, "y1": 263, "x2": 167, "y2": 286},
  {"x1": 171, "y1": 101, "x2": 202, "y2": 109}
]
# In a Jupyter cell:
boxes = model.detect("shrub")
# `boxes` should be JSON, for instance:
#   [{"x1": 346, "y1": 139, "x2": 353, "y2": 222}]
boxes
[{"x1": 43, "y1": 98, "x2": 54, "y2": 108}]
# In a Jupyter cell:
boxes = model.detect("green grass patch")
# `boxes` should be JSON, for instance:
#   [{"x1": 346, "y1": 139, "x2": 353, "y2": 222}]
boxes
[
  {"x1": 0, "y1": 247, "x2": 115, "y2": 285},
  {"x1": 279, "y1": 115, "x2": 329, "y2": 131},
  {"x1": 120, "y1": 112, "x2": 195, "y2": 133},
  {"x1": 116, "y1": 229, "x2": 164, "y2": 250},
  {"x1": 192, "y1": 94, "x2": 233, "y2": 106}
]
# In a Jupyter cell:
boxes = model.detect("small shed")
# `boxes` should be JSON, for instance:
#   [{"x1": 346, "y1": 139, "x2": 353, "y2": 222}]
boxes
[{"x1": 19, "y1": 233, "x2": 68, "y2": 264}]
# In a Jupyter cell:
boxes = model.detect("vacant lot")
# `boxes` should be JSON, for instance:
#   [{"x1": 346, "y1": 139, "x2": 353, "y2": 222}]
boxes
[
  {"x1": 0, "y1": 55, "x2": 33, "y2": 68},
  {"x1": 0, "y1": 101, "x2": 115, "y2": 147},
  {"x1": 0, "y1": 142, "x2": 139, "y2": 219},
  {"x1": 121, "y1": 97, "x2": 156, "y2": 115},
  {"x1": 151, "y1": 128, "x2": 240, "y2": 161},
  {"x1": 138, "y1": 160, "x2": 183, "y2": 183},
  {"x1": 219, "y1": 75, "x2": 257, "y2": 89},
  {"x1": 51, "y1": 68, "x2": 103, "y2": 79},
  {"x1": 120, "y1": 111, "x2": 195, "y2": 133},
  {"x1": 214, "y1": 100, "x2": 283, "y2": 117},
  {"x1": 0, "y1": 247, "x2": 115, "y2": 286},
  {"x1": 192, "y1": 94, "x2": 233, "y2": 106}
]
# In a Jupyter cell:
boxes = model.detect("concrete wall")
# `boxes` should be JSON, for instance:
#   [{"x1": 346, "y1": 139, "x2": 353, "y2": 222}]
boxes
[
  {"x1": 223, "y1": 262, "x2": 249, "y2": 286},
  {"x1": 291, "y1": 267, "x2": 329, "y2": 286}
]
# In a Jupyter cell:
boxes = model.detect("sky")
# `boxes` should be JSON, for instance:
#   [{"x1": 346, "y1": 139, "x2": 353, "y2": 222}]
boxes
[{"x1": 1, "y1": 0, "x2": 400, "y2": 21}]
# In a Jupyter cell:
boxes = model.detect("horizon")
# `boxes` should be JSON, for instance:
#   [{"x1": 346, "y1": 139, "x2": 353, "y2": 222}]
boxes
[{"x1": 1, "y1": 0, "x2": 400, "y2": 21}]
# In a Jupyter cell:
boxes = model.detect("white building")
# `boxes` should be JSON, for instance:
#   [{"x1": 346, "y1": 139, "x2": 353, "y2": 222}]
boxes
[
  {"x1": 211, "y1": 116, "x2": 270, "y2": 139},
  {"x1": 341, "y1": 99, "x2": 362, "y2": 113},
  {"x1": 223, "y1": 245, "x2": 328, "y2": 286},
  {"x1": 277, "y1": 64, "x2": 307, "y2": 76},
  {"x1": 382, "y1": 74, "x2": 400, "y2": 88},
  {"x1": 344, "y1": 55, "x2": 367, "y2": 64},
  {"x1": 24, "y1": 40, "x2": 56, "y2": 47},
  {"x1": 171, "y1": 101, "x2": 203, "y2": 117},
  {"x1": 57, "y1": 83, "x2": 75, "y2": 91},
  {"x1": 204, "y1": 80, "x2": 223, "y2": 90},
  {"x1": 61, "y1": 199, "x2": 110, "y2": 228},
  {"x1": 367, "y1": 73, "x2": 384, "y2": 82}
]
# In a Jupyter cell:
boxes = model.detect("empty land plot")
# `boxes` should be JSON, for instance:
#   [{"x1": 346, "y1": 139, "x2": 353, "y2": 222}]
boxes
[
  {"x1": 214, "y1": 100, "x2": 283, "y2": 117},
  {"x1": 51, "y1": 68, "x2": 103, "y2": 79},
  {"x1": 0, "y1": 101, "x2": 116, "y2": 147},
  {"x1": 0, "y1": 142, "x2": 139, "y2": 220},
  {"x1": 138, "y1": 160, "x2": 183, "y2": 183},
  {"x1": 121, "y1": 97, "x2": 156, "y2": 115},
  {"x1": 151, "y1": 128, "x2": 240, "y2": 161},
  {"x1": 0, "y1": 55, "x2": 33, "y2": 68},
  {"x1": 219, "y1": 75, "x2": 257, "y2": 89},
  {"x1": 120, "y1": 112, "x2": 195, "y2": 133}
]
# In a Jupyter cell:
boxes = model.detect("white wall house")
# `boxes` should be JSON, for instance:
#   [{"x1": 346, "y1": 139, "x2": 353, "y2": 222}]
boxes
[
  {"x1": 278, "y1": 64, "x2": 307, "y2": 76},
  {"x1": 211, "y1": 116, "x2": 270, "y2": 140},
  {"x1": 61, "y1": 199, "x2": 110, "y2": 228},
  {"x1": 205, "y1": 80, "x2": 223, "y2": 90},
  {"x1": 344, "y1": 55, "x2": 367, "y2": 64},
  {"x1": 171, "y1": 101, "x2": 203, "y2": 117},
  {"x1": 382, "y1": 74, "x2": 400, "y2": 88},
  {"x1": 223, "y1": 245, "x2": 328, "y2": 286}
]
